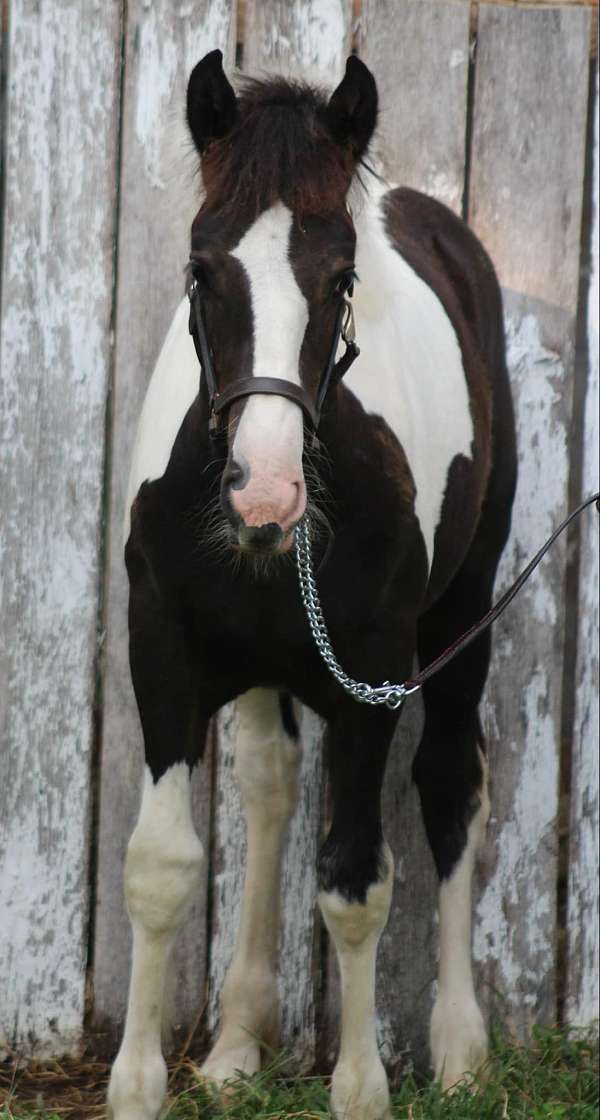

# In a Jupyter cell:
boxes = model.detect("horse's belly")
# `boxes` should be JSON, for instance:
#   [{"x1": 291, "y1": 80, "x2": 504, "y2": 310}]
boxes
[
  {"x1": 124, "y1": 298, "x2": 198, "y2": 542},
  {"x1": 345, "y1": 246, "x2": 474, "y2": 570}
]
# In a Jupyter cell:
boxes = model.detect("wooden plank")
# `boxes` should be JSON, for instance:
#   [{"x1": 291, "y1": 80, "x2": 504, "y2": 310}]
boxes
[
  {"x1": 91, "y1": 1, "x2": 237, "y2": 1053},
  {"x1": 566, "y1": 64, "x2": 599, "y2": 1029},
  {"x1": 0, "y1": 0, "x2": 122, "y2": 1057},
  {"x1": 469, "y1": 3, "x2": 591, "y2": 1036},
  {"x1": 323, "y1": 0, "x2": 470, "y2": 1077},
  {"x1": 360, "y1": 0, "x2": 471, "y2": 213},
  {"x1": 206, "y1": 1, "x2": 352, "y2": 1068},
  {"x1": 244, "y1": 0, "x2": 353, "y2": 81}
]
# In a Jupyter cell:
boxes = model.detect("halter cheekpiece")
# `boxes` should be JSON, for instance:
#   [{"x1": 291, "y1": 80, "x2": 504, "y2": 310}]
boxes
[{"x1": 187, "y1": 261, "x2": 360, "y2": 438}]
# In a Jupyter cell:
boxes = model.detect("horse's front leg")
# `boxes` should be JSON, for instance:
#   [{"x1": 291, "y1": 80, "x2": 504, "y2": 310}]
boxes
[
  {"x1": 319, "y1": 702, "x2": 400, "y2": 1120},
  {"x1": 200, "y1": 687, "x2": 301, "y2": 1085},
  {"x1": 108, "y1": 577, "x2": 207, "y2": 1120}
]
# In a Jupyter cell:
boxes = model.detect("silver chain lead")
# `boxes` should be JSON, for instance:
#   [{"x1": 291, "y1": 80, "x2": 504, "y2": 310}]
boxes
[{"x1": 295, "y1": 516, "x2": 419, "y2": 710}]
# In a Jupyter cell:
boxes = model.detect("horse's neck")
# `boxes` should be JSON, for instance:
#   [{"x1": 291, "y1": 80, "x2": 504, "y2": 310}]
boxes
[{"x1": 352, "y1": 177, "x2": 401, "y2": 332}]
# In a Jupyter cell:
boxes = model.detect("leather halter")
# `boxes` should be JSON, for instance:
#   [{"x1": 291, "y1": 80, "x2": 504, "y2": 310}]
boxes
[{"x1": 187, "y1": 268, "x2": 360, "y2": 438}]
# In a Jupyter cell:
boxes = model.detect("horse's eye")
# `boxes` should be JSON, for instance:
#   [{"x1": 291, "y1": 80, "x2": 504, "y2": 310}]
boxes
[{"x1": 189, "y1": 256, "x2": 214, "y2": 292}]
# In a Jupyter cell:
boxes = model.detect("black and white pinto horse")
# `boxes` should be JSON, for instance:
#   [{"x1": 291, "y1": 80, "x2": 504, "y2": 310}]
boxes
[{"x1": 108, "y1": 51, "x2": 516, "y2": 1120}]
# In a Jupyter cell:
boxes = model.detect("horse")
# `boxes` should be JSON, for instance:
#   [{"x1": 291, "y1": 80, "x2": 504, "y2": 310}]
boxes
[{"x1": 107, "y1": 49, "x2": 517, "y2": 1120}]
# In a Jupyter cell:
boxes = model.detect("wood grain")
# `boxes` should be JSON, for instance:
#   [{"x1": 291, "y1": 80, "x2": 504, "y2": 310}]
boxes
[
  {"x1": 469, "y1": 3, "x2": 591, "y2": 1035},
  {"x1": 566, "y1": 65, "x2": 599, "y2": 1029},
  {"x1": 91, "y1": 0, "x2": 236, "y2": 1053},
  {"x1": 244, "y1": 0, "x2": 353, "y2": 82},
  {"x1": 360, "y1": 0, "x2": 471, "y2": 214},
  {"x1": 469, "y1": 5, "x2": 591, "y2": 314},
  {"x1": 0, "y1": 0, "x2": 122, "y2": 1056}
]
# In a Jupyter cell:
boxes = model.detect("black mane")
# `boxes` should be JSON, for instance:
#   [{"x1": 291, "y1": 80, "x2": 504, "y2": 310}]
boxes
[{"x1": 201, "y1": 76, "x2": 355, "y2": 217}]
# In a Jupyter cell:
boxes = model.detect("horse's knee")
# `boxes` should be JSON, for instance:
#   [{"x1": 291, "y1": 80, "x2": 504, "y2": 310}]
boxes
[
  {"x1": 319, "y1": 843, "x2": 394, "y2": 947},
  {"x1": 125, "y1": 764, "x2": 204, "y2": 935},
  {"x1": 234, "y1": 688, "x2": 300, "y2": 819}
]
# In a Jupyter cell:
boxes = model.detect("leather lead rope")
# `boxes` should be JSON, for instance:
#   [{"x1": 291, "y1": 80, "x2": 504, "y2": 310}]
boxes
[
  {"x1": 296, "y1": 492, "x2": 600, "y2": 710},
  {"x1": 405, "y1": 491, "x2": 600, "y2": 694}
]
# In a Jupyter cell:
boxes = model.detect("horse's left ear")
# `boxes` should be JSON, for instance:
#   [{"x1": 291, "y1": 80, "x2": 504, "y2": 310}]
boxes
[
  {"x1": 326, "y1": 56, "x2": 378, "y2": 159},
  {"x1": 187, "y1": 49, "x2": 238, "y2": 154}
]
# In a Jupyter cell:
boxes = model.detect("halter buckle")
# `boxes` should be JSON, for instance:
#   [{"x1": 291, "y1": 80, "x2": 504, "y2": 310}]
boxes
[{"x1": 341, "y1": 299, "x2": 356, "y2": 345}]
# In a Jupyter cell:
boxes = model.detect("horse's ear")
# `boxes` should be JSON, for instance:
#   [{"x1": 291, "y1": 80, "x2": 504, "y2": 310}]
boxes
[
  {"x1": 187, "y1": 49, "x2": 238, "y2": 154},
  {"x1": 326, "y1": 56, "x2": 378, "y2": 158}
]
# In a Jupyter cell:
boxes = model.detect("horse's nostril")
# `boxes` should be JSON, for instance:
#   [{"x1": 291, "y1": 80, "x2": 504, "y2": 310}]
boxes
[{"x1": 238, "y1": 522, "x2": 284, "y2": 552}]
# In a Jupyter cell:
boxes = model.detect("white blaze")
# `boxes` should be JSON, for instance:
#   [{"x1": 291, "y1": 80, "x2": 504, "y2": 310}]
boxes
[{"x1": 230, "y1": 204, "x2": 307, "y2": 497}]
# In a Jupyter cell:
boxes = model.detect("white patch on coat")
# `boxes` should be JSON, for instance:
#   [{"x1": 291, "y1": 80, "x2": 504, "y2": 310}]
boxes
[
  {"x1": 319, "y1": 847, "x2": 394, "y2": 1120},
  {"x1": 230, "y1": 204, "x2": 307, "y2": 515},
  {"x1": 201, "y1": 689, "x2": 301, "y2": 1086},
  {"x1": 347, "y1": 179, "x2": 474, "y2": 568},
  {"x1": 124, "y1": 297, "x2": 199, "y2": 543},
  {"x1": 108, "y1": 763, "x2": 204, "y2": 1120},
  {"x1": 431, "y1": 754, "x2": 489, "y2": 1089}
]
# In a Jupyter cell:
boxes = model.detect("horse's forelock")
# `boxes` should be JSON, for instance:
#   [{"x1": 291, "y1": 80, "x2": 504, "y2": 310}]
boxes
[{"x1": 200, "y1": 77, "x2": 357, "y2": 220}]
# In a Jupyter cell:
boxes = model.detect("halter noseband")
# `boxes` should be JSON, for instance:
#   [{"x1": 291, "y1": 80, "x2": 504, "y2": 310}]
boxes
[{"x1": 187, "y1": 266, "x2": 360, "y2": 439}]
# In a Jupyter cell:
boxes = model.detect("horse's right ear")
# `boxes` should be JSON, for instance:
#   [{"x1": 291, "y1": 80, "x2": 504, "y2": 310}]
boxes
[
  {"x1": 187, "y1": 49, "x2": 238, "y2": 154},
  {"x1": 326, "y1": 56, "x2": 378, "y2": 159}
]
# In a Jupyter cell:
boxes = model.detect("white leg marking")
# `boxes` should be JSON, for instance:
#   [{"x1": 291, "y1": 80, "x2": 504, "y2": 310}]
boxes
[
  {"x1": 108, "y1": 764, "x2": 204, "y2": 1120},
  {"x1": 431, "y1": 754, "x2": 490, "y2": 1090},
  {"x1": 320, "y1": 847, "x2": 394, "y2": 1120},
  {"x1": 201, "y1": 689, "x2": 300, "y2": 1085}
]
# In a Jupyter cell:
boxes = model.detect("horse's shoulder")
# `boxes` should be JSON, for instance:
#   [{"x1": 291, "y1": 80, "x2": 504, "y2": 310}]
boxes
[{"x1": 124, "y1": 298, "x2": 198, "y2": 544}]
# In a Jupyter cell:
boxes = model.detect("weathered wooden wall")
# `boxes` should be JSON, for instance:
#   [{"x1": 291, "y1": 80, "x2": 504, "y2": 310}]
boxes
[
  {"x1": 91, "y1": 0, "x2": 237, "y2": 1052},
  {"x1": 0, "y1": 0, "x2": 597, "y2": 1068},
  {"x1": 469, "y1": 2, "x2": 591, "y2": 1034},
  {"x1": 0, "y1": 0, "x2": 122, "y2": 1056},
  {"x1": 566, "y1": 62, "x2": 599, "y2": 1029}
]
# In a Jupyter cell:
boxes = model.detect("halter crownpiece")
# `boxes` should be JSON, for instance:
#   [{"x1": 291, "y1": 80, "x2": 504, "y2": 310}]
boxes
[{"x1": 187, "y1": 266, "x2": 360, "y2": 438}]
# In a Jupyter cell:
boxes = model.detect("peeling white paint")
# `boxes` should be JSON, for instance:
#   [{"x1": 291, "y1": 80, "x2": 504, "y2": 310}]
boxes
[
  {"x1": 0, "y1": 2, "x2": 121, "y2": 1056},
  {"x1": 566, "y1": 67, "x2": 599, "y2": 1029},
  {"x1": 474, "y1": 308, "x2": 570, "y2": 1031},
  {"x1": 91, "y1": 0, "x2": 237, "y2": 1042},
  {"x1": 248, "y1": 0, "x2": 349, "y2": 83}
]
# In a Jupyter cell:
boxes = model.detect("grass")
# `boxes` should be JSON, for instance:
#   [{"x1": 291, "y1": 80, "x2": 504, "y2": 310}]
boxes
[{"x1": 0, "y1": 1028, "x2": 597, "y2": 1120}]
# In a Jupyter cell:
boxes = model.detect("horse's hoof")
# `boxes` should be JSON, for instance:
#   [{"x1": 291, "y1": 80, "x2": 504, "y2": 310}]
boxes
[
  {"x1": 431, "y1": 994, "x2": 488, "y2": 1092},
  {"x1": 192, "y1": 1038, "x2": 262, "y2": 1100},
  {"x1": 330, "y1": 1055, "x2": 391, "y2": 1120}
]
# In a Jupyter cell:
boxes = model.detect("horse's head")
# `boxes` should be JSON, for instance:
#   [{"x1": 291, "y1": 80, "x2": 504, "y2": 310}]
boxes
[{"x1": 186, "y1": 51, "x2": 377, "y2": 558}]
